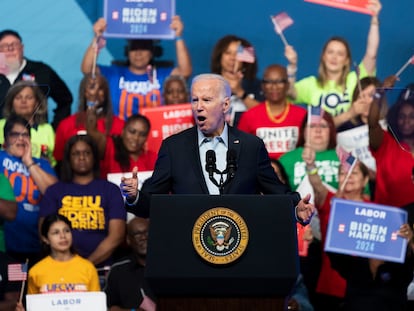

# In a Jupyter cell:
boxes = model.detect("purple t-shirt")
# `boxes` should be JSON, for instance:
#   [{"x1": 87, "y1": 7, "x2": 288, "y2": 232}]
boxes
[{"x1": 40, "y1": 179, "x2": 126, "y2": 265}]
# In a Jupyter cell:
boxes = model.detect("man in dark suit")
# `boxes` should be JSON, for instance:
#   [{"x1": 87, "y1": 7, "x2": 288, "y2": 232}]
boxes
[{"x1": 122, "y1": 73, "x2": 313, "y2": 222}]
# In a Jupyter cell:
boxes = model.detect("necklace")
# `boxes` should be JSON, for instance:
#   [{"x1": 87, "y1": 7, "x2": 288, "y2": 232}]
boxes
[{"x1": 265, "y1": 101, "x2": 290, "y2": 124}]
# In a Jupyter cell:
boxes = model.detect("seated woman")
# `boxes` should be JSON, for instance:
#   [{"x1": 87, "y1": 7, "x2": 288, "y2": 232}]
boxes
[
  {"x1": 40, "y1": 134, "x2": 126, "y2": 268},
  {"x1": 101, "y1": 114, "x2": 157, "y2": 178},
  {"x1": 15, "y1": 214, "x2": 100, "y2": 311},
  {"x1": 53, "y1": 74, "x2": 124, "y2": 167},
  {"x1": 0, "y1": 80, "x2": 55, "y2": 165},
  {"x1": 0, "y1": 115, "x2": 57, "y2": 265}
]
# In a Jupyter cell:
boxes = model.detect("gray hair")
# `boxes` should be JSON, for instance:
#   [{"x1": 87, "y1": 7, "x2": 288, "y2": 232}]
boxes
[{"x1": 191, "y1": 73, "x2": 231, "y2": 99}]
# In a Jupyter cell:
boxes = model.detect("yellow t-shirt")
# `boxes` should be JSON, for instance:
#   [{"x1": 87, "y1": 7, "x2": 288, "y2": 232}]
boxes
[{"x1": 28, "y1": 255, "x2": 100, "y2": 294}]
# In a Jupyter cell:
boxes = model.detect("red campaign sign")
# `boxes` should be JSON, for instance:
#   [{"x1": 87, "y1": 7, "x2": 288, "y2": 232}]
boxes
[
  {"x1": 304, "y1": 0, "x2": 372, "y2": 15},
  {"x1": 141, "y1": 103, "x2": 195, "y2": 153}
]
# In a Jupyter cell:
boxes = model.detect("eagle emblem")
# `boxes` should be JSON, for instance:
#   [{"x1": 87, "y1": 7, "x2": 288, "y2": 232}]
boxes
[
  {"x1": 192, "y1": 207, "x2": 249, "y2": 264},
  {"x1": 209, "y1": 221, "x2": 234, "y2": 251}
]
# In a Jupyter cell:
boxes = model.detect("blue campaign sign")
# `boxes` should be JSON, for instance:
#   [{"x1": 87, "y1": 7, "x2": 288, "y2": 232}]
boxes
[
  {"x1": 104, "y1": 0, "x2": 175, "y2": 39},
  {"x1": 325, "y1": 198, "x2": 408, "y2": 263}
]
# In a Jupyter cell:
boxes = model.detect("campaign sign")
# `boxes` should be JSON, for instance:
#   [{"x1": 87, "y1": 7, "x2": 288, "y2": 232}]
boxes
[
  {"x1": 325, "y1": 198, "x2": 408, "y2": 263},
  {"x1": 141, "y1": 103, "x2": 194, "y2": 153},
  {"x1": 304, "y1": 0, "x2": 372, "y2": 15},
  {"x1": 104, "y1": 0, "x2": 175, "y2": 39}
]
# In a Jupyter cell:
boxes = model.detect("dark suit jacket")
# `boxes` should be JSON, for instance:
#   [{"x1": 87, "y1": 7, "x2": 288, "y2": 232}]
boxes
[
  {"x1": 0, "y1": 59, "x2": 73, "y2": 129},
  {"x1": 126, "y1": 126, "x2": 301, "y2": 217}
]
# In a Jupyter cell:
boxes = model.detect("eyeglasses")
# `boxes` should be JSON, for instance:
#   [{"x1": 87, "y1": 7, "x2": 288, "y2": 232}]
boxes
[
  {"x1": 0, "y1": 42, "x2": 22, "y2": 52},
  {"x1": 8, "y1": 131, "x2": 30, "y2": 139},
  {"x1": 261, "y1": 79, "x2": 288, "y2": 86}
]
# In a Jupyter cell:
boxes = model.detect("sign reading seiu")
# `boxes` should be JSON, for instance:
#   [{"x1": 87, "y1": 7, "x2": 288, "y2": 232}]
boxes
[
  {"x1": 325, "y1": 198, "x2": 408, "y2": 263},
  {"x1": 104, "y1": 0, "x2": 175, "y2": 39}
]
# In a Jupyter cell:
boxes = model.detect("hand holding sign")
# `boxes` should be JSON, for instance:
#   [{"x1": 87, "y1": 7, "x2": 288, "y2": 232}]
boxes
[{"x1": 170, "y1": 15, "x2": 183, "y2": 37}]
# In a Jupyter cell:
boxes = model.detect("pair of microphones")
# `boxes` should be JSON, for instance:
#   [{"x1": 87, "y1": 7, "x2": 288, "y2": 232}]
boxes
[{"x1": 205, "y1": 149, "x2": 237, "y2": 193}]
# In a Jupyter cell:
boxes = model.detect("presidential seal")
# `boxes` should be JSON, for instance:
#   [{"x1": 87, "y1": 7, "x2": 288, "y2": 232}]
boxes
[{"x1": 192, "y1": 207, "x2": 249, "y2": 264}]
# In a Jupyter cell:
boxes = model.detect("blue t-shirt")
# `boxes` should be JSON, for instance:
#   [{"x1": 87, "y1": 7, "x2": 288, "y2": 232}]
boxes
[
  {"x1": 0, "y1": 151, "x2": 56, "y2": 253},
  {"x1": 99, "y1": 64, "x2": 173, "y2": 120}
]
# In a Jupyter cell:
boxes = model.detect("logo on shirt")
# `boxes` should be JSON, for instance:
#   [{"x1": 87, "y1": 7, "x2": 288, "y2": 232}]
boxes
[
  {"x1": 59, "y1": 195, "x2": 105, "y2": 230},
  {"x1": 192, "y1": 207, "x2": 248, "y2": 264}
]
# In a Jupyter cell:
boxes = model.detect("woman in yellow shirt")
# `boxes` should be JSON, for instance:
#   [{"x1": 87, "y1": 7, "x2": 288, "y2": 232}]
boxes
[{"x1": 15, "y1": 214, "x2": 100, "y2": 310}]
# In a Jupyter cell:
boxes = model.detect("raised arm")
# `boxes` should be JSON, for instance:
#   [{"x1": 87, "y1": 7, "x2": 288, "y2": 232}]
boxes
[
  {"x1": 285, "y1": 45, "x2": 298, "y2": 100},
  {"x1": 333, "y1": 93, "x2": 370, "y2": 128},
  {"x1": 84, "y1": 76, "x2": 107, "y2": 159},
  {"x1": 81, "y1": 18, "x2": 106, "y2": 75},
  {"x1": 361, "y1": 0, "x2": 381, "y2": 75},
  {"x1": 22, "y1": 138, "x2": 57, "y2": 194},
  {"x1": 368, "y1": 75, "x2": 397, "y2": 150},
  {"x1": 302, "y1": 144, "x2": 328, "y2": 207},
  {"x1": 169, "y1": 15, "x2": 192, "y2": 79}
]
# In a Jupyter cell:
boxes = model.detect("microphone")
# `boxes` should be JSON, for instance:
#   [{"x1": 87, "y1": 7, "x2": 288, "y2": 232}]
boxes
[
  {"x1": 205, "y1": 150, "x2": 217, "y2": 179},
  {"x1": 226, "y1": 149, "x2": 237, "y2": 179}
]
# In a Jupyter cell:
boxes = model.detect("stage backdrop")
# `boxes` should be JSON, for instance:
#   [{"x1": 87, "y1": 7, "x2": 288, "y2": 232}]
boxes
[{"x1": 0, "y1": 0, "x2": 413, "y2": 121}]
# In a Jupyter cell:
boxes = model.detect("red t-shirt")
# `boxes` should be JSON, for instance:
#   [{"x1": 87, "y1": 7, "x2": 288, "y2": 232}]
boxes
[
  {"x1": 371, "y1": 130, "x2": 414, "y2": 207},
  {"x1": 238, "y1": 102, "x2": 306, "y2": 159},
  {"x1": 100, "y1": 136, "x2": 157, "y2": 178},
  {"x1": 316, "y1": 191, "x2": 346, "y2": 297},
  {"x1": 53, "y1": 114, "x2": 125, "y2": 161}
]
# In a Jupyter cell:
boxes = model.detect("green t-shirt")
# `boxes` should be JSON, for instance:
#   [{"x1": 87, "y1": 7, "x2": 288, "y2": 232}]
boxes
[
  {"x1": 0, "y1": 173, "x2": 16, "y2": 252},
  {"x1": 293, "y1": 63, "x2": 370, "y2": 116},
  {"x1": 279, "y1": 147, "x2": 371, "y2": 196},
  {"x1": 279, "y1": 147, "x2": 340, "y2": 191}
]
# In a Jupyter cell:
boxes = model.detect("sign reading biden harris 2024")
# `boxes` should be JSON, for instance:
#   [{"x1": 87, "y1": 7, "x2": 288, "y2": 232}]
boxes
[
  {"x1": 325, "y1": 198, "x2": 408, "y2": 263},
  {"x1": 104, "y1": 0, "x2": 175, "y2": 39}
]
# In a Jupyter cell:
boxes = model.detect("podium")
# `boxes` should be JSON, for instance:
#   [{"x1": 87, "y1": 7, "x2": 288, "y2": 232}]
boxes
[{"x1": 145, "y1": 194, "x2": 300, "y2": 310}]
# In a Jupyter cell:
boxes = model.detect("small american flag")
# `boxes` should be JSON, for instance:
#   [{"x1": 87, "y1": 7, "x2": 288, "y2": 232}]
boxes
[
  {"x1": 140, "y1": 288, "x2": 156, "y2": 311},
  {"x1": 391, "y1": 232, "x2": 398, "y2": 240},
  {"x1": 112, "y1": 11, "x2": 119, "y2": 20},
  {"x1": 336, "y1": 146, "x2": 356, "y2": 172},
  {"x1": 309, "y1": 106, "x2": 323, "y2": 124},
  {"x1": 271, "y1": 12, "x2": 294, "y2": 34},
  {"x1": 338, "y1": 224, "x2": 345, "y2": 232},
  {"x1": 236, "y1": 45, "x2": 255, "y2": 64},
  {"x1": 8, "y1": 263, "x2": 28, "y2": 281},
  {"x1": 160, "y1": 12, "x2": 167, "y2": 21}
]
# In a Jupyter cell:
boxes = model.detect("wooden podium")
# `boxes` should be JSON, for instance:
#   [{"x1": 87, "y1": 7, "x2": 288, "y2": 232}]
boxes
[{"x1": 145, "y1": 195, "x2": 299, "y2": 311}]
